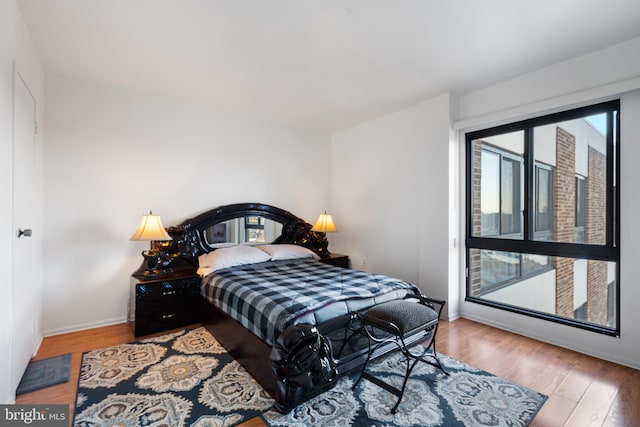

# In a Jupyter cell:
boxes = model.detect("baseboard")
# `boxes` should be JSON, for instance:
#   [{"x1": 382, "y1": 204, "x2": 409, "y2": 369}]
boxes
[
  {"x1": 460, "y1": 312, "x2": 640, "y2": 371},
  {"x1": 43, "y1": 316, "x2": 127, "y2": 337},
  {"x1": 31, "y1": 335, "x2": 43, "y2": 357},
  {"x1": 443, "y1": 309, "x2": 460, "y2": 322}
]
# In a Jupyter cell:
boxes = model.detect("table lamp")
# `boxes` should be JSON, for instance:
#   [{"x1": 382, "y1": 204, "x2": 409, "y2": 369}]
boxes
[{"x1": 130, "y1": 211, "x2": 172, "y2": 276}]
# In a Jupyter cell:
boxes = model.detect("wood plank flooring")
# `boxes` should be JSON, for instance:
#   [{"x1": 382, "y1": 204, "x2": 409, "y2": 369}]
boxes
[{"x1": 15, "y1": 318, "x2": 640, "y2": 426}]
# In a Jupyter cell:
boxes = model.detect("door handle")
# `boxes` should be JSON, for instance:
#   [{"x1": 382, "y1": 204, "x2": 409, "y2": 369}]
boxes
[{"x1": 16, "y1": 228, "x2": 32, "y2": 238}]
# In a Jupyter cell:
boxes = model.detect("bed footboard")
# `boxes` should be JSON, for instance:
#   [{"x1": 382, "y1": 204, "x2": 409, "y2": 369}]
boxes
[
  {"x1": 205, "y1": 302, "x2": 428, "y2": 414},
  {"x1": 270, "y1": 324, "x2": 338, "y2": 413}
]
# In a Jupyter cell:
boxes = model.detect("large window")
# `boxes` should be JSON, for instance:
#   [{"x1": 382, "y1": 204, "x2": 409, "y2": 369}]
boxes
[{"x1": 465, "y1": 100, "x2": 620, "y2": 336}]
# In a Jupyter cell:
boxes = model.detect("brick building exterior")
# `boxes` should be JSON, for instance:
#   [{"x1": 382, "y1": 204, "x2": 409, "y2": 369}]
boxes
[
  {"x1": 554, "y1": 127, "x2": 577, "y2": 318},
  {"x1": 552, "y1": 126, "x2": 608, "y2": 323},
  {"x1": 470, "y1": 142, "x2": 483, "y2": 297},
  {"x1": 586, "y1": 145, "x2": 608, "y2": 324}
]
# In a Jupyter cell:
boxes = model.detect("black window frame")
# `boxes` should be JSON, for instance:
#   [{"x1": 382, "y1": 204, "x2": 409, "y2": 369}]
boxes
[
  {"x1": 500, "y1": 155, "x2": 522, "y2": 236},
  {"x1": 479, "y1": 145, "x2": 523, "y2": 238},
  {"x1": 534, "y1": 163, "x2": 553, "y2": 239},
  {"x1": 465, "y1": 99, "x2": 620, "y2": 337}
]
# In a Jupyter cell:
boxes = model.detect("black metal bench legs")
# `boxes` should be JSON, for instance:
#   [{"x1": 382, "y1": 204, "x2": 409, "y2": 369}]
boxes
[{"x1": 352, "y1": 295, "x2": 449, "y2": 414}]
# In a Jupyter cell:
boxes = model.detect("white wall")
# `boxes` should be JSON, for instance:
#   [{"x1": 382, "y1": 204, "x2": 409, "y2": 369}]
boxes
[
  {"x1": 417, "y1": 94, "x2": 457, "y2": 316},
  {"x1": 42, "y1": 74, "x2": 330, "y2": 335},
  {"x1": 0, "y1": 0, "x2": 44, "y2": 404},
  {"x1": 485, "y1": 270, "x2": 556, "y2": 314},
  {"x1": 330, "y1": 93, "x2": 456, "y2": 319},
  {"x1": 0, "y1": 0, "x2": 15, "y2": 405},
  {"x1": 457, "y1": 37, "x2": 640, "y2": 127},
  {"x1": 456, "y1": 37, "x2": 640, "y2": 369},
  {"x1": 331, "y1": 106, "x2": 421, "y2": 281}
]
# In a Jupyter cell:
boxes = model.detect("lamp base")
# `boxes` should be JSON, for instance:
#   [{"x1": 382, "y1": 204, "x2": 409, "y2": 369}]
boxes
[{"x1": 132, "y1": 249, "x2": 165, "y2": 279}]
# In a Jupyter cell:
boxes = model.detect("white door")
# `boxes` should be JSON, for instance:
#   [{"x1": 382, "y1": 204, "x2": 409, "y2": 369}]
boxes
[{"x1": 11, "y1": 71, "x2": 39, "y2": 395}]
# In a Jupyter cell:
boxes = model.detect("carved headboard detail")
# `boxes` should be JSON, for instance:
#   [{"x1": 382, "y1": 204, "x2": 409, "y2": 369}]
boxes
[{"x1": 142, "y1": 203, "x2": 329, "y2": 277}]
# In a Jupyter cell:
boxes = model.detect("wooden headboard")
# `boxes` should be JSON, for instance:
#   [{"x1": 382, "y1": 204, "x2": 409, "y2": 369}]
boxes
[{"x1": 144, "y1": 202, "x2": 329, "y2": 277}]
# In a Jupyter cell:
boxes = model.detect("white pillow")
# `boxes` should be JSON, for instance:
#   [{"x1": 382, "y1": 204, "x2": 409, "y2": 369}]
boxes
[
  {"x1": 257, "y1": 244, "x2": 320, "y2": 261},
  {"x1": 197, "y1": 245, "x2": 271, "y2": 276},
  {"x1": 211, "y1": 242, "x2": 238, "y2": 249}
]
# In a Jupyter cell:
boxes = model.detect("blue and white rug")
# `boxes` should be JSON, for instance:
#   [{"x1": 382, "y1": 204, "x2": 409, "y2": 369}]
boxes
[
  {"x1": 73, "y1": 327, "x2": 546, "y2": 427},
  {"x1": 17, "y1": 353, "x2": 71, "y2": 395}
]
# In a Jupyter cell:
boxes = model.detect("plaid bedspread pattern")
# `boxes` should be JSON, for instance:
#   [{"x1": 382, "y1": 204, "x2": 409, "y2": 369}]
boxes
[{"x1": 201, "y1": 259, "x2": 418, "y2": 345}]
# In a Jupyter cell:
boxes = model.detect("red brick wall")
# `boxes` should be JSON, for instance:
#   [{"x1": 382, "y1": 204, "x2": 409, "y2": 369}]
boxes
[
  {"x1": 586, "y1": 146, "x2": 608, "y2": 323},
  {"x1": 554, "y1": 127, "x2": 577, "y2": 243},
  {"x1": 554, "y1": 127, "x2": 576, "y2": 317},
  {"x1": 470, "y1": 141, "x2": 482, "y2": 296},
  {"x1": 586, "y1": 146, "x2": 606, "y2": 245}
]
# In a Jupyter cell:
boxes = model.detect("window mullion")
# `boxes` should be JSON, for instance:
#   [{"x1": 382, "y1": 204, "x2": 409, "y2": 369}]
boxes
[
  {"x1": 523, "y1": 127, "x2": 534, "y2": 243},
  {"x1": 606, "y1": 110, "x2": 614, "y2": 248},
  {"x1": 615, "y1": 109, "x2": 621, "y2": 251},
  {"x1": 498, "y1": 153, "x2": 503, "y2": 235}
]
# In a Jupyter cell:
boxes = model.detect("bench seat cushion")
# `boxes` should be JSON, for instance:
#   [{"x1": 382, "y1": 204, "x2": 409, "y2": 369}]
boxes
[{"x1": 363, "y1": 299, "x2": 438, "y2": 335}]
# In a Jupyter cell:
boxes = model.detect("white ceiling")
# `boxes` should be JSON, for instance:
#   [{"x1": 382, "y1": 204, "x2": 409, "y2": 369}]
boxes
[{"x1": 16, "y1": 0, "x2": 640, "y2": 133}]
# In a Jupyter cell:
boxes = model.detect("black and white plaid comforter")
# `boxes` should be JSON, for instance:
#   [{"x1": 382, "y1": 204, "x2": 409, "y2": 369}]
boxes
[{"x1": 201, "y1": 259, "x2": 418, "y2": 345}]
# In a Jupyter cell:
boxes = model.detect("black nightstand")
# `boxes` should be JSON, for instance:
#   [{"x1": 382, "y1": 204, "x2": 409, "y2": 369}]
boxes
[
  {"x1": 321, "y1": 253, "x2": 350, "y2": 268},
  {"x1": 129, "y1": 273, "x2": 202, "y2": 337}
]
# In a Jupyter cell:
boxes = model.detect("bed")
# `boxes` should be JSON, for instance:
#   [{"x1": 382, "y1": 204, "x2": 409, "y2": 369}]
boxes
[{"x1": 146, "y1": 202, "x2": 440, "y2": 413}]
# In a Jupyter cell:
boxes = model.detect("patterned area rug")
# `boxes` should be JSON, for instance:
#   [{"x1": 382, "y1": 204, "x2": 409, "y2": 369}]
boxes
[{"x1": 73, "y1": 328, "x2": 546, "y2": 427}]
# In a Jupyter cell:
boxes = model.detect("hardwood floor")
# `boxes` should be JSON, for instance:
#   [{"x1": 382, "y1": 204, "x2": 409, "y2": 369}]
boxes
[{"x1": 15, "y1": 318, "x2": 640, "y2": 426}]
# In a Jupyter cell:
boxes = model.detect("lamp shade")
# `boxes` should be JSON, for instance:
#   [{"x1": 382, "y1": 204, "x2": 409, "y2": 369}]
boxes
[
  {"x1": 130, "y1": 211, "x2": 172, "y2": 241},
  {"x1": 311, "y1": 212, "x2": 337, "y2": 233}
]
